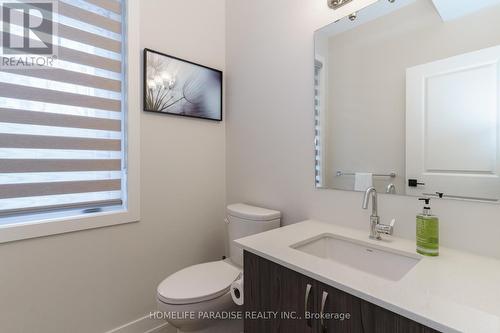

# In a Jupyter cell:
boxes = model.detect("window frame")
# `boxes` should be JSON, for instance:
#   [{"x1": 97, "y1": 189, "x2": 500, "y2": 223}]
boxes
[{"x1": 0, "y1": 0, "x2": 141, "y2": 244}]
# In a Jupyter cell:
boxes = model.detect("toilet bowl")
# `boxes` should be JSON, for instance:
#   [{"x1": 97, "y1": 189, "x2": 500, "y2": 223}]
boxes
[
  {"x1": 157, "y1": 260, "x2": 242, "y2": 332},
  {"x1": 156, "y1": 204, "x2": 281, "y2": 333}
]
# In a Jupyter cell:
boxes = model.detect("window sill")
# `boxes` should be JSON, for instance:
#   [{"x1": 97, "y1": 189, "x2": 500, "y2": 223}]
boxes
[{"x1": 0, "y1": 209, "x2": 140, "y2": 244}]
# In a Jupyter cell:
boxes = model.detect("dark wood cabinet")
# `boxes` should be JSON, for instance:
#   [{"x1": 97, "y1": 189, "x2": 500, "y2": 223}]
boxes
[
  {"x1": 358, "y1": 301, "x2": 439, "y2": 333},
  {"x1": 244, "y1": 251, "x2": 440, "y2": 333},
  {"x1": 244, "y1": 249, "x2": 316, "y2": 333},
  {"x1": 315, "y1": 281, "x2": 365, "y2": 333}
]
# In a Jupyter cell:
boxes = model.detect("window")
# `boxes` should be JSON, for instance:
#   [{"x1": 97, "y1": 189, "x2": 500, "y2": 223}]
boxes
[
  {"x1": 0, "y1": 0, "x2": 139, "y2": 241},
  {"x1": 314, "y1": 58, "x2": 324, "y2": 187}
]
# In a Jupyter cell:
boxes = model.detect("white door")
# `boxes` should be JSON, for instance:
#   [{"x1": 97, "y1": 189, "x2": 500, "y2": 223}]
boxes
[{"x1": 406, "y1": 45, "x2": 500, "y2": 202}]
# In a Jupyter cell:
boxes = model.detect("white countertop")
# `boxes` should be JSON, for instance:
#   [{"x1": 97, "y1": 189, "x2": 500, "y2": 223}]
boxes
[{"x1": 234, "y1": 220, "x2": 500, "y2": 333}]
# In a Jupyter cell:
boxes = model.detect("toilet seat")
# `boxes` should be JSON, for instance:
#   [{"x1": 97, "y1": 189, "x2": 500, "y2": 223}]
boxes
[{"x1": 157, "y1": 260, "x2": 241, "y2": 305}]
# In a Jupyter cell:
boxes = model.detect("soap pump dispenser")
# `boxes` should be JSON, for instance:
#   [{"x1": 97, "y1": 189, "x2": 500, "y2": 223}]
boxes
[{"x1": 416, "y1": 197, "x2": 439, "y2": 256}]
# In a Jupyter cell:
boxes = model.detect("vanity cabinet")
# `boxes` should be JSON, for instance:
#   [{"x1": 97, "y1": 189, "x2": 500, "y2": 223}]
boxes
[{"x1": 244, "y1": 251, "x2": 440, "y2": 333}]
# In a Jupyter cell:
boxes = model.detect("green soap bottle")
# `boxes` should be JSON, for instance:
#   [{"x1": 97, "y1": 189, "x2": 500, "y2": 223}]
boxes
[{"x1": 416, "y1": 198, "x2": 439, "y2": 256}]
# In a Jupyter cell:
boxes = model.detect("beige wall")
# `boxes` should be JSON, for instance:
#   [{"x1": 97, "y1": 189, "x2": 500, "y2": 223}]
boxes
[
  {"x1": 0, "y1": 1, "x2": 226, "y2": 332},
  {"x1": 323, "y1": 0, "x2": 500, "y2": 192},
  {"x1": 226, "y1": 0, "x2": 500, "y2": 259}
]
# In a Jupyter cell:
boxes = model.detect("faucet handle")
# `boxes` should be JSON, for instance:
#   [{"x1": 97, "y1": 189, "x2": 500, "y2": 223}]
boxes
[
  {"x1": 387, "y1": 218, "x2": 396, "y2": 235},
  {"x1": 376, "y1": 219, "x2": 396, "y2": 236}
]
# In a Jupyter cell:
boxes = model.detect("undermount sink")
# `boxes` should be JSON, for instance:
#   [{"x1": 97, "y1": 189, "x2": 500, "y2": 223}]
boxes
[{"x1": 291, "y1": 234, "x2": 421, "y2": 281}]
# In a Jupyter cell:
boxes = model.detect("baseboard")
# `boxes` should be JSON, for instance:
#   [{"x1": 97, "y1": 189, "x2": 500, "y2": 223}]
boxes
[{"x1": 105, "y1": 314, "x2": 174, "y2": 333}]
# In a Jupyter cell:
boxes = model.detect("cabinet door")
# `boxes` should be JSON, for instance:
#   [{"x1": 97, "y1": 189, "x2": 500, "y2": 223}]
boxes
[
  {"x1": 315, "y1": 282, "x2": 364, "y2": 333},
  {"x1": 280, "y1": 265, "x2": 317, "y2": 333},
  {"x1": 360, "y1": 300, "x2": 440, "y2": 333},
  {"x1": 244, "y1": 251, "x2": 282, "y2": 333},
  {"x1": 244, "y1": 251, "x2": 316, "y2": 333}
]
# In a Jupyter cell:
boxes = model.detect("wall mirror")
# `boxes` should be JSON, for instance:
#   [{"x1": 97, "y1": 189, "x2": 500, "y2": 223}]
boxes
[{"x1": 314, "y1": 0, "x2": 500, "y2": 202}]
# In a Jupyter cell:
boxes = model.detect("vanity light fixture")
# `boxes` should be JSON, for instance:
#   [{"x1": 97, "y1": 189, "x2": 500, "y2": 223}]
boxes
[
  {"x1": 329, "y1": 0, "x2": 396, "y2": 11},
  {"x1": 331, "y1": 0, "x2": 397, "y2": 23},
  {"x1": 327, "y1": 0, "x2": 353, "y2": 10}
]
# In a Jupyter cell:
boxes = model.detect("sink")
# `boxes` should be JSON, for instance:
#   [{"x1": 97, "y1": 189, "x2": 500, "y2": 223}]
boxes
[{"x1": 291, "y1": 234, "x2": 421, "y2": 281}]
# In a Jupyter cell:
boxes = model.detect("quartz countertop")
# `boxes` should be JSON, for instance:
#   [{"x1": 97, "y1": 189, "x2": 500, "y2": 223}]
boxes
[{"x1": 235, "y1": 220, "x2": 500, "y2": 333}]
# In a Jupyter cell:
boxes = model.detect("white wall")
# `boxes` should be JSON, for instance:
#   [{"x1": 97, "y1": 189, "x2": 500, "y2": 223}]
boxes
[
  {"x1": 0, "y1": 1, "x2": 226, "y2": 332},
  {"x1": 226, "y1": 0, "x2": 500, "y2": 259}
]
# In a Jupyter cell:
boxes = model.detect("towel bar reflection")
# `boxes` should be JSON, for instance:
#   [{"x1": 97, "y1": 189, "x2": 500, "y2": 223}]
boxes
[{"x1": 336, "y1": 171, "x2": 397, "y2": 178}]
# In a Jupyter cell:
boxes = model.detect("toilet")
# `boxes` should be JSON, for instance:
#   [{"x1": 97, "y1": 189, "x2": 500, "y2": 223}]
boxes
[{"x1": 157, "y1": 203, "x2": 281, "y2": 333}]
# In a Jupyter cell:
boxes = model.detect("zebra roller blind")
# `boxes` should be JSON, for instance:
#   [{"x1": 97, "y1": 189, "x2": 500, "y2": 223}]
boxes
[
  {"x1": 314, "y1": 59, "x2": 323, "y2": 187},
  {"x1": 0, "y1": 0, "x2": 125, "y2": 219}
]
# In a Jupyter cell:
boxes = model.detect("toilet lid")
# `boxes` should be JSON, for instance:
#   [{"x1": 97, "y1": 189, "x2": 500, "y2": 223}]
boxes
[{"x1": 157, "y1": 261, "x2": 241, "y2": 305}]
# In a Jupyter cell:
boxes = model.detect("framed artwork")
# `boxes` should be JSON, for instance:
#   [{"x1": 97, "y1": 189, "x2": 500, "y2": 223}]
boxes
[{"x1": 143, "y1": 48, "x2": 223, "y2": 121}]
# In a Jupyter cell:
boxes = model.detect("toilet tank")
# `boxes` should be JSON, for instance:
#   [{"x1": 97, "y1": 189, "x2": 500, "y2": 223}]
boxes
[{"x1": 226, "y1": 203, "x2": 281, "y2": 267}]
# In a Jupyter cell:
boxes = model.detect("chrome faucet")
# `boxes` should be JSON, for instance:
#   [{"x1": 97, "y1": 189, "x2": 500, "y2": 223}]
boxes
[
  {"x1": 386, "y1": 183, "x2": 396, "y2": 194},
  {"x1": 362, "y1": 187, "x2": 395, "y2": 240}
]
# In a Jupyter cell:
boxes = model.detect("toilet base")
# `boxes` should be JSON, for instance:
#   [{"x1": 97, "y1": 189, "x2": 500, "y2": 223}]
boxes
[{"x1": 158, "y1": 290, "x2": 243, "y2": 333}]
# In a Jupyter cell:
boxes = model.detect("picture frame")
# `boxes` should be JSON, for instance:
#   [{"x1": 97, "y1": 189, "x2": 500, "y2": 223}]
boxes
[{"x1": 143, "y1": 48, "x2": 223, "y2": 121}]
